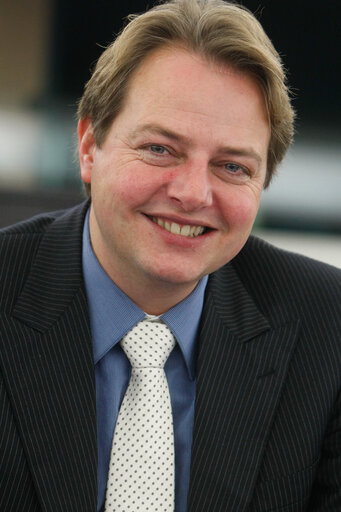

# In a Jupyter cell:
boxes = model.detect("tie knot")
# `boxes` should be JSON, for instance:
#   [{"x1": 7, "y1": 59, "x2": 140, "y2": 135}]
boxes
[{"x1": 121, "y1": 318, "x2": 176, "y2": 368}]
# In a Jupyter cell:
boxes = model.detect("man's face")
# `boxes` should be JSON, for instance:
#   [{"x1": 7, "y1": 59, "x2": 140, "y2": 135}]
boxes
[{"x1": 79, "y1": 46, "x2": 270, "y2": 309}]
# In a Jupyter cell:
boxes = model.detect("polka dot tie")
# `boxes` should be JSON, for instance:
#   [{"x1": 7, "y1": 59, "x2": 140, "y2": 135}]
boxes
[{"x1": 104, "y1": 317, "x2": 176, "y2": 511}]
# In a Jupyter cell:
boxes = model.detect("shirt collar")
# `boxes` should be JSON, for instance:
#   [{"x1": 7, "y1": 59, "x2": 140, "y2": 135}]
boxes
[{"x1": 82, "y1": 209, "x2": 208, "y2": 380}]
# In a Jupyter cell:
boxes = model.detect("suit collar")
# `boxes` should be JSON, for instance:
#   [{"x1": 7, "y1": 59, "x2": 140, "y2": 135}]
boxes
[
  {"x1": 188, "y1": 262, "x2": 300, "y2": 511},
  {"x1": 203, "y1": 262, "x2": 271, "y2": 342}
]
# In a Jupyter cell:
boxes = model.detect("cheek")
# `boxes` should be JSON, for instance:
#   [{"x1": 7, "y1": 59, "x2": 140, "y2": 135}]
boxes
[
  {"x1": 220, "y1": 190, "x2": 260, "y2": 227},
  {"x1": 118, "y1": 175, "x2": 142, "y2": 203},
  {"x1": 112, "y1": 169, "x2": 161, "y2": 205},
  {"x1": 162, "y1": 170, "x2": 177, "y2": 182}
]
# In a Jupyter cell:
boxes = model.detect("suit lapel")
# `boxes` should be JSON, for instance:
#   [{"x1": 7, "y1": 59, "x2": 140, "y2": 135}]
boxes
[
  {"x1": 188, "y1": 263, "x2": 300, "y2": 512},
  {"x1": 0, "y1": 202, "x2": 97, "y2": 511}
]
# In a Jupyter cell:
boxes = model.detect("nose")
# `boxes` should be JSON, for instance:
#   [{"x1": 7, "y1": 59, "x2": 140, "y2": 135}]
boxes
[{"x1": 166, "y1": 160, "x2": 213, "y2": 212}]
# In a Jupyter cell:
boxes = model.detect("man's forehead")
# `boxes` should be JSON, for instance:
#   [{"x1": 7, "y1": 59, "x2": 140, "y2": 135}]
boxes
[{"x1": 125, "y1": 46, "x2": 266, "y2": 115}]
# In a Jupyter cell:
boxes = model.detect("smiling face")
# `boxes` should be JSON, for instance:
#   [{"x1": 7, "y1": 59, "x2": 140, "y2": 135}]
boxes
[{"x1": 79, "y1": 46, "x2": 270, "y2": 313}]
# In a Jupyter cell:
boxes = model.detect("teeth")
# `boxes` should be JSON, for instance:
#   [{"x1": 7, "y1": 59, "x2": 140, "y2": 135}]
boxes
[
  {"x1": 180, "y1": 225, "x2": 190, "y2": 237},
  {"x1": 195, "y1": 226, "x2": 204, "y2": 236},
  {"x1": 171, "y1": 222, "x2": 180, "y2": 235},
  {"x1": 151, "y1": 217, "x2": 206, "y2": 238}
]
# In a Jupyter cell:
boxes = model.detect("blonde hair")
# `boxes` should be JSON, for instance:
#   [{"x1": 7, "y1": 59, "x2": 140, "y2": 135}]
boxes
[{"x1": 78, "y1": 0, "x2": 295, "y2": 193}]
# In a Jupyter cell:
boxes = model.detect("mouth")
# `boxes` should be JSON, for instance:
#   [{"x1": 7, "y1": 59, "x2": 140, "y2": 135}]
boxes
[{"x1": 149, "y1": 216, "x2": 209, "y2": 238}]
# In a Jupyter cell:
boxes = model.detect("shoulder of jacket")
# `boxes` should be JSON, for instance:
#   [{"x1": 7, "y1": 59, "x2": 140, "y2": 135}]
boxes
[
  {"x1": 0, "y1": 209, "x2": 67, "y2": 237},
  {"x1": 0, "y1": 203, "x2": 87, "y2": 313},
  {"x1": 239, "y1": 234, "x2": 341, "y2": 281},
  {"x1": 226, "y1": 234, "x2": 341, "y2": 325}
]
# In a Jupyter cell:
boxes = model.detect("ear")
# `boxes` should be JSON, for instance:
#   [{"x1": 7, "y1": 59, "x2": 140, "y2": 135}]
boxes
[{"x1": 78, "y1": 118, "x2": 96, "y2": 184}]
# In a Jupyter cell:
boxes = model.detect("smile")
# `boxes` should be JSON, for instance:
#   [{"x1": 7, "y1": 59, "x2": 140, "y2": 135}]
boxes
[{"x1": 151, "y1": 216, "x2": 206, "y2": 237}]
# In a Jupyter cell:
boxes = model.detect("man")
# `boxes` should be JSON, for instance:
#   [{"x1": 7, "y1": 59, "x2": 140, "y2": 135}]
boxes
[{"x1": 0, "y1": 0, "x2": 340, "y2": 511}]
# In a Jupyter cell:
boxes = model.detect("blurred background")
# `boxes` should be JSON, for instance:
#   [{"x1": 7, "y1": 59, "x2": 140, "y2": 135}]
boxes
[{"x1": 0, "y1": 0, "x2": 340, "y2": 267}]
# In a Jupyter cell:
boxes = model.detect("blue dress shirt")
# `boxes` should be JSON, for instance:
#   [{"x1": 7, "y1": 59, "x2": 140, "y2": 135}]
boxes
[{"x1": 82, "y1": 210, "x2": 208, "y2": 512}]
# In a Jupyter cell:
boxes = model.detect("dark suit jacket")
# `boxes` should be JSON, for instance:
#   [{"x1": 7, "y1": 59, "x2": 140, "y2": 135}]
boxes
[{"x1": 0, "y1": 202, "x2": 340, "y2": 512}]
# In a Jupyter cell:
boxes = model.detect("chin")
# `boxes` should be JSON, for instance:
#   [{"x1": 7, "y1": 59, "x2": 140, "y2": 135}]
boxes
[{"x1": 146, "y1": 264, "x2": 206, "y2": 288}]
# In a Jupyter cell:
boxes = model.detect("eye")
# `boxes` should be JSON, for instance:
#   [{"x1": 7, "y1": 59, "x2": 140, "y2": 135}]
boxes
[
  {"x1": 224, "y1": 162, "x2": 245, "y2": 174},
  {"x1": 138, "y1": 143, "x2": 176, "y2": 167},
  {"x1": 149, "y1": 144, "x2": 169, "y2": 155},
  {"x1": 213, "y1": 160, "x2": 251, "y2": 183}
]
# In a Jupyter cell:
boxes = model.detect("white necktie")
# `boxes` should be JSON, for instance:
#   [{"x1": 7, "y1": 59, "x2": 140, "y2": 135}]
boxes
[{"x1": 104, "y1": 317, "x2": 176, "y2": 511}]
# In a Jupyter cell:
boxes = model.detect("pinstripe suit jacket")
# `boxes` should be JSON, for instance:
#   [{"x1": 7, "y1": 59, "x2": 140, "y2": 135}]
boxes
[{"x1": 0, "y1": 201, "x2": 340, "y2": 512}]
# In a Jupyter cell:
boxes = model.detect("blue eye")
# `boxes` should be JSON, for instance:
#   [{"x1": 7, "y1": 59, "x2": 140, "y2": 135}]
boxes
[
  {"x1": 140, "y1": 143, "x2": 175, "y2": 167},
  {"x1": 225, "y1": 162, "x2": 243, "y2": 173},
  {"x1": 150, "y1": 145, "x2": 167, "y2": 154}
]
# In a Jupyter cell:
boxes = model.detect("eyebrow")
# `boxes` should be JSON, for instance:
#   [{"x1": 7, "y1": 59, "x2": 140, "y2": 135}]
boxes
[
  {"x1": 130, "y1": 123, "x2": 191, "y2": 144},
  {"x1": 130, "y1": 123, "x2": 263, "y2": 166},
  {"x1": 220, "y1": 147, "x2": 263, "y2": 166}
]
